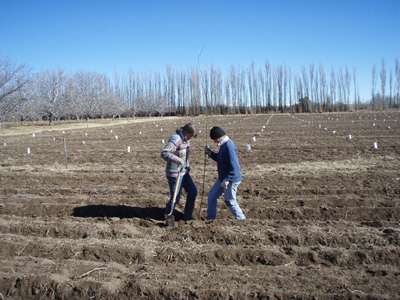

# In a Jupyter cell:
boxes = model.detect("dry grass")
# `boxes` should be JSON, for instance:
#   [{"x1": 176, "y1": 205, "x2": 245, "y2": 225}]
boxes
[
  {"x1": 253, "y1": 157, "x2": 377, "y2": 175},
  {"x1": 0, "y1": 116, "x2": 181, "y2": 136}
]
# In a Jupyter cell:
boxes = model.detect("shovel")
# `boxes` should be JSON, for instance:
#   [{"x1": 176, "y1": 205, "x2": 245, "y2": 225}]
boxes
[{"x1": 165, "y1": 167, "x2": 183, "y2": 226}]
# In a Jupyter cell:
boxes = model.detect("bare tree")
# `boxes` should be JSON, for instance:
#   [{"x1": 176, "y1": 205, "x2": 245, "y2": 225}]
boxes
[
  {"x1": 283, "y1": 64, "x2": 288, "y2": 111},
  {"x1": 371, "y1": 64, "x2": 377, "y2": 110},
  {"x1": 337, "y1": 68, "x2": 344, "y2": 111},
  {"x1": 73, "y1": 71, "x2": 117, "y2": 118},
  {"x1": 215, "y1": 67, "x2": 224, "y2": 114},
  {"x1": 193, "y1": 66, "x2": 202, "y2": 115},
  {"x1": 258, "y1": 69, "x2": 265, "y2": 113},
  {"x1": 247, "y1": 62, "x2": 254, "y2": 114},
  {"x1": 238, "y1": 66, "x2": 247, "y2": 113},
  {"x1": 264, "y1": 60, "x2": 272, "y2": 112},
  {"x1": 0, "y1": 57, "x2": 32, "y2": 125},
  {"x1": 330, "y1": 67, "x2": 336, "y2": 112},
  {"x1": 277, "y1": 65, "x2": 283, "y2": 112},
  {"x1": 288, "y1": 67, "x2": 292, "y2": 112},
  {"x1": 345, "y1": 66, "x2": 351, "y2": 111},
  {"x1": 126, "y1": 69, "x2": 137, "y2": 116},
  {"x1": 225, "y1": 73, "x2": 231, "y2": 113},
  {"x1": 318, "y1": 64, "x2": 326, "y2": 111},
  {"x1": 314, "y1": 68, "x2": 319, "y2": 112},
  {"x1": 166, "y1": 64, "x2": 175, "y2": 113},
  {"x1": 229, "y1": 65, "x2": 237, "y2": 114},
  {"x1": 309, "y1": 64, "x2": 315, "y2": 112},
  {"x1": 177, "y1": 68, "x2": 187, "y2": 116},
  {"x1": 301, "y1": 65, "x2": 309, "y2": 98},
  {"x1": 380, "y1": 59, "x2": 386, "y2": 110},
  {"x1": 273, "y1": 69, "x2": 277, "y2": 111},
  {"x1": 389, "y1": 70, "x2": 393, "y2": 108},
  {"x1": 353, "y1": 67, "x2": 358, "y2": 110},
  {"x1": 210, "y1": 65, "x2": 217, "y2": 115},
  {"x1": 202, "y1": 66, "x2": 210, "y2": 115},
  {"x1": 395, "y1": 58, "x2": 399, "y2": 109},
  {"x1": 249, "y1": 61, "x2": 261, "y2": 114},
  {"x1": 35, "y1": 68, "x2": 67, "y2": 125}
]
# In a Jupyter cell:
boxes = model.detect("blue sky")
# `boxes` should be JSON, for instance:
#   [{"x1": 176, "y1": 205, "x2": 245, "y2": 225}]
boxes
[{"x1": 1, "y1": 0, "x2": 399, "y2": 102}]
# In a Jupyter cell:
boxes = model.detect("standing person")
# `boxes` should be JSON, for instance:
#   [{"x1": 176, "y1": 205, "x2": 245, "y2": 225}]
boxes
[
  {"x1": 161, "y1": 123, "x2": 198, "y2": 221},
  {"x1": 204, "y1": 126, "x2": 246, "y2": 220}
]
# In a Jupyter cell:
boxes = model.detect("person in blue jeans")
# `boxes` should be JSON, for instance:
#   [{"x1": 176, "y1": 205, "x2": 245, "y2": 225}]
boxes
[
  {"x1": 204, "y1": 126, "x2": 246, "y2": 220},
  {"x1": 161, "y1": 123, "x2": 198, "y2": 221}
]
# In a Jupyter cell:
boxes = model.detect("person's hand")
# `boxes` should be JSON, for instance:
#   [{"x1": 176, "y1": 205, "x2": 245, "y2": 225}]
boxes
[
  {"x1": 220, "y1": 181, "x2": 229, "y2": 189},
  {"x1": 176, "y1": 158, "x2": 186, "y2": 170},
  {"x1": 176, "y1": 157, "x2": 184, "y2": 165},
  {"x1": 204, "y1": 146, "x2": 212, "y2": 156}
]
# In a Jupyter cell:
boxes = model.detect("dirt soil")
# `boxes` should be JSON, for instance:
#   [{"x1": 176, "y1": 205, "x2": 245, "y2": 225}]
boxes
[{"x1": 1, "y1": 112, "x2": 399, "y2": 300}]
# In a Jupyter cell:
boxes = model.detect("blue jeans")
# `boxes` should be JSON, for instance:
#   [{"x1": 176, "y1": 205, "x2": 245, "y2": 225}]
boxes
[
  {"x1": 206, "y1": 179, "x2": 245, "y2": 220},
  {"x1": 165, "y1": 172, "x2": 197, "y2": 218}
]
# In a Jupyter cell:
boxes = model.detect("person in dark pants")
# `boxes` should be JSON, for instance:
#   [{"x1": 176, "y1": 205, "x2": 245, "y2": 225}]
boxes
[
  {"x1": 161, "y1": 123, "x2": 198, "y2": 221},
  {"x1": 204, "y1": 126, "x2": 246, "y2": 220}
]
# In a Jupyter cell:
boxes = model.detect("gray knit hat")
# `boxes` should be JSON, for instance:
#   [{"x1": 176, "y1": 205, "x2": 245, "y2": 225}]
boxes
[{"x1": 210, "y1": 126, "x2": 226, "y2": 140}]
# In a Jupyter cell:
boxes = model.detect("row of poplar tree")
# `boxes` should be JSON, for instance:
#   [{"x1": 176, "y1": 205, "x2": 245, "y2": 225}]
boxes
[{"x1": 1, "y1": 56, "x2": 399, "y2": 125}]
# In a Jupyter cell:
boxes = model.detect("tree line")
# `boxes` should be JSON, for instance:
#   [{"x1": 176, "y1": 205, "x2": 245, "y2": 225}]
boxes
[{"x1": 1, "y1": 56, "x2": 399, "y2": 126}]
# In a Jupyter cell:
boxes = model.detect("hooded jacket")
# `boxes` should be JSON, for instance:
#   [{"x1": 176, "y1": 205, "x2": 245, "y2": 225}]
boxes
[{"x1": 161, "y1": 130, "x2": 190, "y2": 177}]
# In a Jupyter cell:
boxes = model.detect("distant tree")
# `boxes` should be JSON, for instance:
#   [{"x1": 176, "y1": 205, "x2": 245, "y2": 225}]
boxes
[
  {"x1": 224, "y1": 73, "x2": 231, "y2": 113},
  {"x1": 330, "y1": 68, "x2": 336, "y2": 112},
  {"x1": 294, "y1": 97, "x2": 312, "y2": 113},
  {"x1": 35, "y1": 68, "x2": 68, "y2": 125},
  {"x1": 371, "y1": 64, "x2": 377, "y2": 110},
  {"x1": 380, "y1": 59, "x2": 386, "y2": 110},
  {"x1": 395, "y1": 58, "x2": 399, "y2": 109},
  {"x1": 0, "y1": 57, "x2": 32, "y2": 125},
  {"x1": 273, "y1": 69, "x2": 277, "y2": 111},
  {"x1": 389, "y1": 70, "x2": 393, "y2": 108},
  {"x1": 210, "y1": 65, "x2": 217, "y2": 115},
  {"x1": 345, "y1": 66, "x2": 351, "y2": 111},
  {"x1": 258, "y1": 68, "x2": 265, "y2": 113},
  {"x1": 238, "y1": 66, "x2": 247, "y2": 113},
  {"x1": 337, "y1": 68, "x2": 344, "y2": 112},
  {"x1": 301, "y1": 65, "x2": 309, "y2": 99},
  {"x1": 309, "y1": 63, "x2": 315, "y2": 112},
  {"x1": 353, "y1": 67, "x2": 358, "y2": 110},
  {"x1": 229, "y1": 65, "x2": 237, "y2": 114},
  {"x1": 277, "y1": 65, "x2": 283, "y2": 112},
  {"x1": 283, "y1": 64, "x2": 288, "y2": 111},
  {"x1": 166, "y1": 64, "x2": 175, "y2": 113},
  {"x1": 264, "y1": 60, "x2": 272, "y2": 112},
  {"x1": 319, "y1": 64, "x2": 327, "y2": 111},
  {"x1": 288, "y1": 67, "x2": 292, "y2": 113}
]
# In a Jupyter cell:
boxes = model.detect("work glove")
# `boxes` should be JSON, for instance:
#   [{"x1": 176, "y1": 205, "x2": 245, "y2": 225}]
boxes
[
  {"x1": 204, "y1": 146, "x2": 212, "y2": 156},
  {"x1": 220, "y1": 181, "x2": 229, "y2": 189}
]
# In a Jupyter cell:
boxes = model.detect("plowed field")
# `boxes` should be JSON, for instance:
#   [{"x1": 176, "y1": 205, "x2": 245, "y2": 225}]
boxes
[{"x1": 1, "y1": 112, "x2": 399, "y2": 299}]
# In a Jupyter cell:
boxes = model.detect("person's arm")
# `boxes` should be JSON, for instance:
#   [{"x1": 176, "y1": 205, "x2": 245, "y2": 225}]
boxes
[
  {"x1": 205, "y1": 146, "x2": 218, "y2": 162},
  {"x1": 161, "y1": 138, "x2": 184, "y2": 165}
]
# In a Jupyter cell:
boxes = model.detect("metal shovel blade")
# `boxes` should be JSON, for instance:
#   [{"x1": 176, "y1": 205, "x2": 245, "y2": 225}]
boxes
[{"x1": 166, "y1": 214, "x2": 175, "y2": 227}]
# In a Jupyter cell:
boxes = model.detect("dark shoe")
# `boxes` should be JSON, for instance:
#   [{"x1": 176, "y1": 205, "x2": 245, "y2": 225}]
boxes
[{"x1": 183, "y1": 199, "x2": 195, "y2": 221}]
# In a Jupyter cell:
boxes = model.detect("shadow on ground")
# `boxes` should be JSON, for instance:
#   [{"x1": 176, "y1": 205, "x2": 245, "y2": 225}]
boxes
[{"x1": 72, "y1": 205, "x2": 184, "y2": 222}]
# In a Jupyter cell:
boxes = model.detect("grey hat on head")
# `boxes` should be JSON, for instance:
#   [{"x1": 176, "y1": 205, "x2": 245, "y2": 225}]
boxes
[{"x1": 210, "y1": 126, "x2": 226, "y2": 140}]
